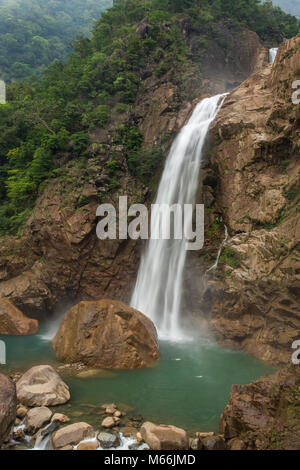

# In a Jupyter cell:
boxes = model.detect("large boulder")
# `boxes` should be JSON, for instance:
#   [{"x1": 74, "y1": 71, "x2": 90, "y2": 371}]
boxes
[
  {"x1": 52, "y1": 300, "x2": 159, "y2": 369},
  {"x1": 51, "y1": 422, "x2": 95, "y2": 450},
  {"x1": 0, "y1": 374, "x2": 16, "y2": 448},
  {"x1": 140, "y1": 422, "x2": 189, "y2": 450},
  {"x1": 16, "y1": 365, "x2": 70, "y2": 407},
  {"x1": 0, "y1": 298, "x2": 38, "y2": 335}
]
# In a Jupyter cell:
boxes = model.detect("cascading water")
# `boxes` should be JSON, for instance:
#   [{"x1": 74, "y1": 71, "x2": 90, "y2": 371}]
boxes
[
  {"x1": 269, "y1": 48, "x2": 278, "y2": 64},
  {"x1": 131, "y1": 94, "x2": 227, "y2": 341},
  {"x1": 205, "y1": 221, "x2": 228, "y2": 275}
]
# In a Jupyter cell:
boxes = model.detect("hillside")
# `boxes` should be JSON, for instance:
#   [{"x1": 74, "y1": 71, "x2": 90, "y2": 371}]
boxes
[
  {"x1": 0, "y1": 0, "x2": 112, "y2": 82},
  {"x1": 0, "y1": 0, "x2": 299, "y2": 237}
]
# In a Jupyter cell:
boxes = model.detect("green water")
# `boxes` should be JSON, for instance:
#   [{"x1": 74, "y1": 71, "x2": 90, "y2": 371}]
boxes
[{"x1": 0, "y1": 328, "x2": 273, "y2": 433}]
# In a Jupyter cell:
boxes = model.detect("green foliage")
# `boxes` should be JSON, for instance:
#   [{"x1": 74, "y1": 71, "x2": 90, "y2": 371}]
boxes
[
  {"x1": 0, "y1": 0, "x2": 299, "y2": 234},
  {"x1": 220, "y1": 247, "x2": 241, "y2": 269},
  {"x1": 0, "y1": 0, "x2": 112, "y2": 82}
]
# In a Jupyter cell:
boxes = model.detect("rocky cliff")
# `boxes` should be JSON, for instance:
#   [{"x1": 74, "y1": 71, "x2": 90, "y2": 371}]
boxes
[
  {"x1": 0, "y1": 24, "x2": 266, "y2": 320},
  {"x1": 185, "y1": 34, "x2": 300, "y2": 367}
]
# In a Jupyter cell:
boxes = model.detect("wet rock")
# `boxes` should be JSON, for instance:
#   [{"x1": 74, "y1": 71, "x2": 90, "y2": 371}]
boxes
[
  {"x1": 52, "y1": 422, "x2": 95, "y2": 450},
  {"x1": 140, "y1": 422, "x2": 189, "y2": 450},
  {"x1": 13, "y1": 428, "x2": 25, "y2": 442},
  {"x1": 16, "y1": 405, "x2": 28, "y2": 420},
  {"x1": 228, "y1": 438, "x2": 246, "y2": 450},
  {"x1": 129, "y1": 441, "x2": 143, "y2": 450},
  {"x1": 0, "y1": 298, "x2": 38, "y2": 335},
  {"x1": 201, "y1": 435, "x2": 226, "y2": 450},
  {"x1": 101, "y1": 417, "x2": 116, "y2": 429},
  {"x1": 195, "y1": 431, "x2": 214, "y2": 439},
  {"x1": 52, "y1": 300, "x2": 159, "y2": 369},
  {"x1": 219, "y1": 365, "x2": 300, "y2": 450},
  {"x1": 98, "y1": 431, "x2": 120, "y2": 449},
  {"x1": 77, "y1": 440, "x2": 99, "y2": 450},
  {"x1": 40, "y1": 420, "x2": 60, "y2": 438},
  {"x1": 17, "y1": 365, "x2": 70, "y2": 407},
  {"x1": 0, "y1": 374, "x2": 17, "y2": 448},
  {"x1": 51, "y1": 413, "x2": 70, "y2": 424},
  {"x1": 190, "y1": 438, "x2": 203, "y2": 450},
  {"x1": 25, "y1": 407, "x2": 52, "y2": 435}
]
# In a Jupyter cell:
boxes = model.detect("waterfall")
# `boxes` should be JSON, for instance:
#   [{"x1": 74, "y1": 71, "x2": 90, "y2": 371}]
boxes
[
  {"x1": 205, "y1": 222, "x2": 228, "y2": 275},
  {"x1": 269, "y1": 48, "x2": 278, "y2": 64},
  {"x1": 131, "y1": 94, "x2": 227, "y2": 341}
]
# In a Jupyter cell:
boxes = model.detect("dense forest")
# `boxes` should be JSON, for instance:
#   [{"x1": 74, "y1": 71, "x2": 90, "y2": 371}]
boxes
[
  {"x1": 0, "y1": 0, "x2": 299, "y2": 234},
  {"x1": 0, "y1": 0, "x2": 112, "y2": 81},
  {"x1": 272, "y1": 0, "x2": 300, "y2": 17}
]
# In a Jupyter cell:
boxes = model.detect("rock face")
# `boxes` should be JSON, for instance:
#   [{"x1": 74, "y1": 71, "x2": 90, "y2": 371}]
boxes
[
  {"x1": 140, "y1": 422, "x2": 189, "y2": 450},
  {"x1": 0, "y1": 374, "x2": 16, "y2": 448},
  {"x1": 16, "y1": 365, "x2": 70, "y2": 407},
  {"x1": 0, "y1": 298, "x2": 38, "y2": 335},
  {"x1": 219, "y1": 366, "x2": 300, "y2": 450},
  {"x1": 0, "y1": 23, "x2": 265, "y2": 322},
  {"x1": 186, "y1": 33, "x2": 300, "y2": 366},
  {"x1": 25, "y1": 407, "x2": 52, "y2": 435},
  {"x1": 51, "y1": 422, "x2": 95, "y2": 450},
  {"x1": 52, "y1": 300, "x2": 159, "y2": 369}
]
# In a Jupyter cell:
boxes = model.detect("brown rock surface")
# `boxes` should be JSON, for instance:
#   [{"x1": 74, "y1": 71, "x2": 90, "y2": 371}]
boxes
[
  {"x1": 51, "y1": 422, "x2": 95, "y2": 450},
  {"x1": 140, "y1": 422, "x2": 189, "y2": 450},
  {"x1": 0, "y1": 374, "x2": 16, "y2": 448},
  {"x1": 219, "y1": 365, "x2": 300, "y2": 450},
  {"x1": 25, "y1": 407, "x2": 52, "y2": 435},
  {"x1": 17, "y1": 365, "x2": 70, "y2": 407},
  {"x1": 52, "y1": 300, "x2": 159, "y2": 369},
  {"x1": 0, "y1": 298, "x2": 38, "y2": 335},
  {"x1": 186, "y1": 33, "x2": 300, "y2": 366}
]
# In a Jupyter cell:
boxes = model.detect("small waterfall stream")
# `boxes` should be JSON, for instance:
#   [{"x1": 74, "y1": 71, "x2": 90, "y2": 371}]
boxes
[
  {"x1": 269, "y1": 47, "x2": 278, "y2": 64},
  {"x1": 131, "y1": 94, "x2": 227, "y2": 341},
  {"x1": 205, "y1": 222, "x2": 228, "y2": 275}
]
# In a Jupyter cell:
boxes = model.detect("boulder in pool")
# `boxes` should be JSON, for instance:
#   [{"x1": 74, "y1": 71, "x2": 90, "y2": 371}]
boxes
[
  {"x1": 51, "y1": 422, "x2": 95, "y2": 449},
  {"x1": 16, "y1": 365, "x2": 70, "y2": 407},
  {"x1": 140, "y1": 422, "x2": 189, "y2": 450},
  {"x1": 0, "y1": 298, "x2": 38, "y2": 335},
  {"x1": 0, "y1": 374, "x2": 16, "y2": 448},
  {"x1": 52, "y1": 300, "x2": 159, "y2": 369}
]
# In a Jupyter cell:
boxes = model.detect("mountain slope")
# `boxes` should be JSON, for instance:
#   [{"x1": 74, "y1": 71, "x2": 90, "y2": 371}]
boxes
[{"x1": 0, "y1": 0, "x2": 112, "y2": 81}]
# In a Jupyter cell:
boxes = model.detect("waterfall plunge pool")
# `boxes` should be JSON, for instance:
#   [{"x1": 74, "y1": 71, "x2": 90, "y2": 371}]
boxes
[{"x1": 1, "y1": 329, "x2": 273, "y2": 434}]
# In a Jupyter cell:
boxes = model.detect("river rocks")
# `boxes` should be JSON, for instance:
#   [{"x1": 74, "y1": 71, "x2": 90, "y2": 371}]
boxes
[
  {"x1": 25, "y1": 407, "x2": 52, "y2": 435},
  {"x1": 101, "y1": 417, "x2": 117, "y2": 429},
  {"x1": 219, "y1": 365, "x2": 300, "y2": 450},
  {"x1": 51, "y1": 413, "x2": 70, "y2": 424},
  {"x1": 0, "y1": 374, "x2": 16, "y2": 448},
  {"x1": 190, "y1": 438, "x2": 203, "y2": 450},
  {"x1": 52, "y1": 300, "x2": 159, "y2": 369},
  {"x1": 13, "y1": 428, "x2": 25, "y2": 442},
  {"x1": 17, "y1": 365, "x2": 70, "y2": 407},
  {"x1": 201, "y1": 435, "x2": 226, "y2": 450},
  {"x1": 98, "y1": 431, "x2": 120, "y2": 448},
  {"x1": 16, "y1": 405, "x2": 28, "y2": 420},
  {"x1": 140, "y1": 422, "x2": 189, "y2": 450},
  {"x1": 77, "y1": 440, "x2": 99, "y2": 451},
  {"x1": 51, "y1": 422, "x2": 95, "y2": 450},
  {"x1": 0, "y1": 299, "x2": 38, "y2": 335}
]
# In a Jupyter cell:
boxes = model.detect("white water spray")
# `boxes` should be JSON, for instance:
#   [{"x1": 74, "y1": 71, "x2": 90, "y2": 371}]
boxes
[
  {"x1": 269, "y1": 48, "x2": 278, "y2": 64},
  {"x1": 131, "y1": 94, "x2": 227, "y2": 341}
]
